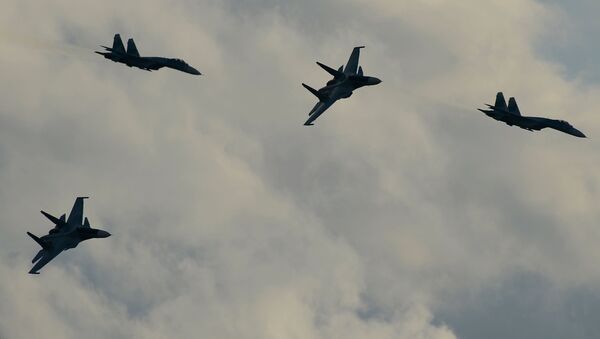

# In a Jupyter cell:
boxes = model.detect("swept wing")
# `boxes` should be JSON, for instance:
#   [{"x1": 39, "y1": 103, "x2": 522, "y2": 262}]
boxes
[
  {"x1": 28, "y1": 248, "x2": 63, "y2": 274},
  {"x1": 304, "y1": 100, "x2": 335, "y2": 126},
  {"x1": 67, "y1": 197, "x2": 88, "y2": 226}
]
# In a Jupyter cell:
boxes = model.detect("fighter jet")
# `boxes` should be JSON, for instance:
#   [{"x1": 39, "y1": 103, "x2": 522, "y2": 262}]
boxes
[
  {"x1": 302, "y1": 46, "x2": 381, "y2": 126},
  {"x1": 478, "y1": 92, "x2": 586, "y2": 138},
  {"x1": 27, "y1": 197, "x2": 111, "y2": 274},
  {"x1": 95, "y1": 34, "x2": 201, "y2": 75}
]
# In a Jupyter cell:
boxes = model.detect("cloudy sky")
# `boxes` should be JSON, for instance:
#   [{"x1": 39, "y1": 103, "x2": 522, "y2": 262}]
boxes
[{"x1": 1, "y1": 0, "x2": 600, "y2": 338}]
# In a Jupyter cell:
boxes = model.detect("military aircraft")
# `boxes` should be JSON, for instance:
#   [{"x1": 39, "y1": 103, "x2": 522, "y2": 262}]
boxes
[
  {"x1": 27, "y1": 197, "x2": 111, "y2": 274},
  {"x1": 478, "y1": 92, "x2": 586, "y2": 138},
  {"x1": 302, "y1": 46, "x2": 381, "y2": 126},
  {"x1": 95, "y1": 34, "x2": 201, "y2": 75}
]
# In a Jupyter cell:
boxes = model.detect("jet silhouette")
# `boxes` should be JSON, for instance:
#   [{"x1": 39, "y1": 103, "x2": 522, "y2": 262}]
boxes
[
  {"x1": 478, "y1": 92, "x2": 586, "y2": 138},
  {"x1": 27, "y1": 197, "x2": 111, "y2": 274},
  {"x1": 302, "y1": 46, "x2": 381, "y2": 126},
  {"x1": 95, "y1": 34, "x2": 201, "y2": 75}
]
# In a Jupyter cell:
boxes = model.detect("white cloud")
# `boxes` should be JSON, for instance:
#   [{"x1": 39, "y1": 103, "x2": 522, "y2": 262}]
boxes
[{"x1": 1, "y1": 0, "x2": 600, "y2": 338}]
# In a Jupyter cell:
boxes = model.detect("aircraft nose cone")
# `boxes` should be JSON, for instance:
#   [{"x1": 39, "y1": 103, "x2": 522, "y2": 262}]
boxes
[
  {"x1": 367, "y1": 77, "x2": 381, "y2": 86},
  {"x1": 571, "y1": 128, "x2": 586, "y2": 138},
  {"x1": 97, "y1": 230, "x2": 111, "y2": 238},
  {"x1": 187, "y1": 66, "x2": 201, "y2": 75},
  {"x1": 370, "y1": 77, "x2": 382, "y2": 85}
]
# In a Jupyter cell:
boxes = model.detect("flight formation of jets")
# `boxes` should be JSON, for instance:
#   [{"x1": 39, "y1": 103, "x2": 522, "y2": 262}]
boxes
[{"x1": 26, "y1": 33, "x2": 586, "y2": 274}]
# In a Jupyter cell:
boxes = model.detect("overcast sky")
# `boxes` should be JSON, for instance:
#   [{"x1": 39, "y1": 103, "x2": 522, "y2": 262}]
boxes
[{"x1": 1, "y1": 0, "x2": 600, "y2": 338}]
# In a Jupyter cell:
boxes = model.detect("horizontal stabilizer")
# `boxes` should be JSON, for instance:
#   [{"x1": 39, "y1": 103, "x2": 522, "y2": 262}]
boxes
[
  {"x1": 316, "y1": 62, "x2": 345, "y2": 79},
  {"x1": 27, "y1": 232, "x2": 49, "y2": 250},
  {"x1": 302, "y1": 83, "x2": 328, "y2": 102},
  {"x1": 41, "y1": 211, "x2": 60, "y2": 225}
]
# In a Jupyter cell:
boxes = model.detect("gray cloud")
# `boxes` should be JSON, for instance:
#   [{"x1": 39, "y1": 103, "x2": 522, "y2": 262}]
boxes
[
  {"x1": 536, "y1": 0, "x2": 600, "y2": 84},
  {"x1": 1, "y1": 0, "x2": 600, "y2": 338},
  {"x1": 439, "y1": 271, "x2": 600, "y2": 339}
]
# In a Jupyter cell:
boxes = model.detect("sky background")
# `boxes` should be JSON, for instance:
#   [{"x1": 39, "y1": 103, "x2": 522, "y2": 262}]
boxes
[{"x1": 1, "y1": 0, "x2": 600, "y2": 338}]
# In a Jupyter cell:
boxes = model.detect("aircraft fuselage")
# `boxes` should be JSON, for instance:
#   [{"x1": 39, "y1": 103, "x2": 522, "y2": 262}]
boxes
[
  {"x1": 479, "y1": 109, "x2": 586, "y2": 137},
  {"x1": 96, "y1": 51, "x2": 201, "y2": 75}
]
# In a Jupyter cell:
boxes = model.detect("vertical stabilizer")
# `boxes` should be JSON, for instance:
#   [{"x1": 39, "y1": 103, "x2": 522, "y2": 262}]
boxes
[
  {"x1": 127, "y1": 38, "x2": 140, "y2": 57},
  {"x1": 112, "y1": 34, "x2": 126, "y2": 54},
  {"x1": 507, "y1": 97, "x2": 521, "y2": 115},
  {"x1": 494, "y1": 92, "x2": 508, "y2": 111}
]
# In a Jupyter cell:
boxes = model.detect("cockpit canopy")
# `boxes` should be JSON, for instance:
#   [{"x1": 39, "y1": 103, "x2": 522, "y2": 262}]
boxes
[
  {"x1": 171, "y1": 58, "x2": 189, "y2": 67},
  {"x1": 557, "y1": 120, "x2": 572, "y2": 127}
]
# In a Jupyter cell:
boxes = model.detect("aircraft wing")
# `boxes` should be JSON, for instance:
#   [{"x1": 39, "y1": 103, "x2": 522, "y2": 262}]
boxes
[
  {"x1": 520, "y1": 117, "x2": 585, "y2": 137},
  {"x1": 29, "y1": 248, "x2": 63, "y2": 274},
  {"x1": 143, "y1": 63, "x2": 165, "y2": 71},
  {"x1": 135, "y1": 58, "x2": 168, "y2": 71},
  {"x1": 67, "y1": 197, "x2": 88, "y2": 226},
  {"x1": 304, "y1": 100, "x2": 335, "y2": 126},
  {"x1": 343, "y1": 46, "x2": 365, "y2": 74}
]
